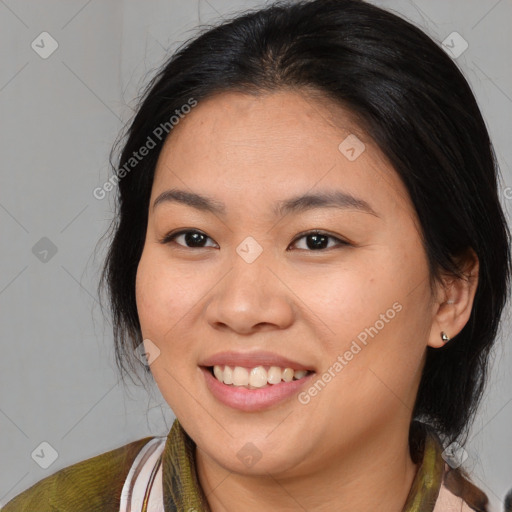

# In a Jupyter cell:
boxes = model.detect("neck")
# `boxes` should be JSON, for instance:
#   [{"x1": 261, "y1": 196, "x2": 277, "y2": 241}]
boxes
[{"x1": 195, "y1": 421, "x2": 419, "y2": 512}]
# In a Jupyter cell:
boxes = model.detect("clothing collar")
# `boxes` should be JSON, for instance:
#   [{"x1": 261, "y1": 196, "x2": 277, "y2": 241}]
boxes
[{"x1": 161, "y1": 419, "x2": 445, "y2": 512}]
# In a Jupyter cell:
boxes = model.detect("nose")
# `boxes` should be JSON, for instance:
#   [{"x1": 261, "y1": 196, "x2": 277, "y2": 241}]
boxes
[{"x1": 204, "y1": 254, "x2": 295, "y2": 335}]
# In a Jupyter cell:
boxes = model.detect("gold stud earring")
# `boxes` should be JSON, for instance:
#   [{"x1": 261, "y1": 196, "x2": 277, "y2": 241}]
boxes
[{"x1": 441, "y1": 331, "x2": 450, "y2": 343}]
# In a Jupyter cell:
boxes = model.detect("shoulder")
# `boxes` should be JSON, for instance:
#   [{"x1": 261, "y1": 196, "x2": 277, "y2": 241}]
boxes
[
  {"x1": 434, "y1": 464, "x2": 490, "y2": 512},
  {"x1": 1, "y1": 436, "x2": 156, "y2": 512},
  {"x1": 435, "y1": 481, "x2": 476, "y2": 511}
]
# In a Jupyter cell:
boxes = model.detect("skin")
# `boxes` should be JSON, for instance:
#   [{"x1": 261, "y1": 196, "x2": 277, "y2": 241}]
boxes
[{"x1": 135, "y1": 90, "x2": 479, "y2": 511}]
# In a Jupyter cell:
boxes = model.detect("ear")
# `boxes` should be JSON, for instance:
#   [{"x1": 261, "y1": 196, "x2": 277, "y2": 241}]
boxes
[{"x1": 428, "y1": 249, "x2": 479, "y2": 348}]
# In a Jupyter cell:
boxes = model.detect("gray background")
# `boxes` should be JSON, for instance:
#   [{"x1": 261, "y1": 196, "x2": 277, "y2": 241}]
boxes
[{"x1": 1, "y1": 0, "x2": 511, "y2": 510}]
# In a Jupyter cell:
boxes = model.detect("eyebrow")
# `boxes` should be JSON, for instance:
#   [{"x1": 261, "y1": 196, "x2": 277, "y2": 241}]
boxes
[{"x1": 152, "y1": 188, "x2": 378, "y2": 217}]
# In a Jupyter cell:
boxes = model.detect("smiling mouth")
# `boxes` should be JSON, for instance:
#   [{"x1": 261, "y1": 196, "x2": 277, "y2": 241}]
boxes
[{"x1": 206, "y1": 365, "x2": 314, "y2": 389}]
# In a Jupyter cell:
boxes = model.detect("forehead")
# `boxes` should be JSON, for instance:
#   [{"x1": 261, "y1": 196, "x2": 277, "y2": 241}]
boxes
[{"x1": 152, "y1": 90, "x2": 415, "y2": 219}]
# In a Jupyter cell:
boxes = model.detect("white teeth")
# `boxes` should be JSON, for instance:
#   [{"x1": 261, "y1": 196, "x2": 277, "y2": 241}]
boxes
[
  {"x1": 267, "y1": 366, "x2": 282, "y2": 385},
  {"x1": 213, "y1": 365, "x2": 223, "y2": 381},
  {"x1": 282, "y1": 368, "x2": 294, "y2": 382},
  {"x1": 223, "y1": 365, "x2": 233, "y2": 385},
  {"x1": 212, "y1": 365, "x2": 310, "y2": 387},
  {"x1": 249, "y1": 367, "x2": 268, "y2": 388},
  {"x1": 232, "y1": 366, "x2": 249, "y2": 386}
]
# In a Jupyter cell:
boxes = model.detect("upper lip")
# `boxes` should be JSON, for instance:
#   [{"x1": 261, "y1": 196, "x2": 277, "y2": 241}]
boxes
[{"x1": 199, "y1": 351, "x2": 314, "y2": 371}]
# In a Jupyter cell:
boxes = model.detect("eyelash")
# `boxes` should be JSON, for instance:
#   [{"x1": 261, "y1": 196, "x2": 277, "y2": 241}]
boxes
[{"x1": 159, "y1": 229, "x2": 350, "y2": 252}]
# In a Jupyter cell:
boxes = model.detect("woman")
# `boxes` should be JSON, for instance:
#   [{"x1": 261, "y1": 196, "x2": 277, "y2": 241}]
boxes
[{"x1": 3, "y1": 0, "x2": 510, "y2": 511}]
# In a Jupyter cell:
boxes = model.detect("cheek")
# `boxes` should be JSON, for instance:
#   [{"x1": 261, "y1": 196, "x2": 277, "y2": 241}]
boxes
[
  {"x1": 293, "y1": 259, "x2": 403, "y2": 348},
  {"x1": 301, "y1": 249, "x2": 430, "y2": 376},
  {"x1": 135, "y1": 249, "x2": 195, "y2": 339},
  {"x1": 135, "y1": 250, "x2": 201, "y2": 412},
  {"x1": 135, "y1": 253, "x2": 164, "y2": 335}
]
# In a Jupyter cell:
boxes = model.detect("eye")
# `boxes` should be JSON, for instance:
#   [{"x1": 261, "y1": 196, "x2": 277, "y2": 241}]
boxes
[
  {"x1": 160, "y1": 229, "x2": 218, "y2": 249},
  {"x1": 289, "y1": 230, "x2": 349, "y2": 251},
  {"x1": 160, "y1": 229, "x2": 349, "y2": 251}
]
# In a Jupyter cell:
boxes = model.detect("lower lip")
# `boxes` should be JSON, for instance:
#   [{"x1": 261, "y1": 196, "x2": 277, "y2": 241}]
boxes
[{"x1": 200, "y1": 366, "x2": 315, "y2": 412}]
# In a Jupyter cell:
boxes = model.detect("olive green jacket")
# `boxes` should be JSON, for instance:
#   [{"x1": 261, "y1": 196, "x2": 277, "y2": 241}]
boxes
[
  {"x1": 1, "y1": 420, "x2": 487, "y2": 511},
  {"x1": 1, "y1": 435, "x2": 153, "y2": 511}
]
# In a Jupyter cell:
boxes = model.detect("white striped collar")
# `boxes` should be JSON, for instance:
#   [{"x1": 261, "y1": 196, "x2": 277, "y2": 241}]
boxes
[{"x1": 120, "y1": 436, "x2": 166, "y2": 512}]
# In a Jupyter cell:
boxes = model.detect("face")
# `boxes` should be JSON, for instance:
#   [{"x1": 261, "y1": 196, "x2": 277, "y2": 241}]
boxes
[{"x1": 135, "y1": 90, "x2": 438, "y2": 478}]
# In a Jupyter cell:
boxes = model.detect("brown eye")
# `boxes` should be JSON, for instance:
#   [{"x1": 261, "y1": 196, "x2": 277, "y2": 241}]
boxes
[
  {"x1": 290, "y1": 230, "x2": 349, "y2": 251},
  {"x1": 161, "y1": 230, "x2": 218, "y2": 249},
  {"x1": 160, "y1": 229, "x2": 348, "y2": 251}
]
